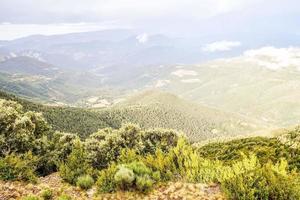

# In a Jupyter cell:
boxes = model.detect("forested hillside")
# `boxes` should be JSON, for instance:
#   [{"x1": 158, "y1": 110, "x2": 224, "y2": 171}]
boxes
[
  {"x1": 0, "y1": 90, "x2": 110, "y2": 138},
  {"x1": 1, "y1": 98, "x2": 300, "y2": 200},
  {"x1": 0, "y1": 90, "x2": 265, "y2": 142}
]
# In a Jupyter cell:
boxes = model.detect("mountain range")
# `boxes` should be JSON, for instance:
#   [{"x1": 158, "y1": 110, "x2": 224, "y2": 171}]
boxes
[{"x1": 1, "y1": 30, "x2": 300, "y2": 131}]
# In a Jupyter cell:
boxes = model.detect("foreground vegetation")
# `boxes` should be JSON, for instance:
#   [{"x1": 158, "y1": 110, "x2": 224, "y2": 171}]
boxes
[{"x1": 1, "y1": 98, "x2": 300, "y2": 199}]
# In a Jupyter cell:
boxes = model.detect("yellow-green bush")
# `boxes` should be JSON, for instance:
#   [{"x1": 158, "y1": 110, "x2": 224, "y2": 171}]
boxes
[
  {"x1": 221, "y1": 159, "x2": 300, "y2": 200},
  {"x1": 96, "y1": 163, "x2": 118, "y2": 193},
  {"x1": 76, "y1": 175, "x2": 94, "y2": 190},
  {"x1": 0, "y1": 151, "x2": 38, "y2": 183},
  {"x1": 59, "y1": 141, "x2": 93, "y2": 185},
  {"x1": 56, "y1": 194, "x2": 72, "y2": 200},
  {"x1": 114, "y1": 166, "x2": 135, "y2": 190},
  {"x1": 21, "y1": 195, "x2": 41, "y2": 200},
  {"x1": 40, "y1": 188, "x2": 53, "y2": 200}
]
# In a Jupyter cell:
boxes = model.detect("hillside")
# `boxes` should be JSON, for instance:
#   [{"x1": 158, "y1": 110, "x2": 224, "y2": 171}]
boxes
[
  {"x1": 97, "y1": 90, "x2": 267, "y2": 142},
  {"x1": 0, "y1": 55, "x2": 120, "y2": 105},
  {"x1": 153, "y1": 50, "x2": 300, "y2": 127},
  {"x1": 0, "y1": 89, "x2": 266, "y2": 142},
  {"x1": 1, "y1": 97, "x2": 299, "y2": 200},
  {"x1": 0, "y1": 90, "x2": 111, "y2": 138},
  {"x1": 0, "y1": 56, "x2": 59, "y2": 76}
]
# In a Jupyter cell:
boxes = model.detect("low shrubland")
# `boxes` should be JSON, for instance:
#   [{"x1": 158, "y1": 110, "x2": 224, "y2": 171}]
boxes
[{"x1": 1, "y1": 98, "x2": 300, "y2": 199}]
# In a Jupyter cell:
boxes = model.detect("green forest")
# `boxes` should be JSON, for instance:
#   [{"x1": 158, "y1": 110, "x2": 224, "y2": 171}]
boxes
[{"x1": 1, "y1": 93, "x2": 300, "y2": 199}]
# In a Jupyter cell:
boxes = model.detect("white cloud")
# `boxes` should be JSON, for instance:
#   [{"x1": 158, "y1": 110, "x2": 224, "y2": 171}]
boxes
[
  {"x1": 136, "y1": 33, "x2": 148, "y2": 43},
  {"x1": 0, "y1": 22, "x2": 125, "y2": 40},
  {"x1": 243, "y1": 46, "x2": 300, "y2": 70},
  {"x1": 0, "y1": 0, "x2": 258, "y2": 23},
  {"x1": 202, "y1": 40, "x2": 241, "y2": 52},
  {"x1": 171, "y1": 69, "x2": 198, "y2": 77},
  {"x1": 155, "y1": 80, "x2": 170, "y2": 88},
  {"x1": 181, "y1": 79, "x2": 201, "y2": 83}
]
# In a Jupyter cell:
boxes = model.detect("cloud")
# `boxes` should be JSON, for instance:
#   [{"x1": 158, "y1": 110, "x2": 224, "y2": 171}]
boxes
[
  {"x1": 0, "y1": 0, "x2": 260, "y2": 24},
  {"x1": 181, "y1": 79, "x2": 201, "y2": 83},
  {"x1": 136, "y1": 33, "x2": 148, "y2": 43},
  {"x1": 155, "y1": 80, "x2": 170, "y2": 88},
  {"x1": 171, "y1": 69, "x2": 198, "y2": 77},
  {"x1": 243, "y1": 46, "x2": 300, "y2": 70},
  {"x1": 0, "y1": 22, "x2": 124, "y2": 40},
  {"x1": 202, "y1": 40, "x2": 241, "y2": 52}
]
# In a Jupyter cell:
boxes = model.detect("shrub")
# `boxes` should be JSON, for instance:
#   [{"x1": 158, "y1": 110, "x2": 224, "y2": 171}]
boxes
[
  {"x1": 142, "y1": 149, "x2": 176, "y2": 181},
  {"x1": 152, "y1": 171, "x2": 161, "y2": 181},
  {"x1": 85, "y1": 124, "x2": 144, "y2": 170},
  {"x1": 0, "y1": 99, "x2": 50, "y2": 156},
  {"x1": 40, "y1": 188, "x2": 53, "y2": 200},
  {"x1": 96, "y1": 163, "x2": 118, "y2": 193},
  {"x1": 54, "y1": 132, "x2": 80, "y2": 162},
  {"x1": 114, "y1": 161, "x2": 157, "y2": 193},
  {"x1": 21, "y1": 195, "x2": 41, "y2": 200},
  {"x1": 59, "y1": 141, "x2": 93, "y2": 185},
  {"x1": 136, "y1": 175, "x2": 154, "y2": 193},
  {"x1": 114, "y1": 166, "x2": 135, "y2": 190},
  {"x1": 76, "y1": 175, "x2": 94, "y2": 190},
  {"x1": 126, "y1": 161, "x2": 152, "y2": 176},
  {"x1": 0, "y1": 152, "x2": 38, "y2": 183},
  {"x1": 141, "y1": 129, "x2": 180, "y2": 154},
  {"x1": 57, "y1": 194, "x2": 72, "y2": 200},
  {"x1": 85, "y1": 124, "x2": 180, "y2": 170},
  {"x1": 221, "y1": 159, "x2": 300, "y2": 200}
]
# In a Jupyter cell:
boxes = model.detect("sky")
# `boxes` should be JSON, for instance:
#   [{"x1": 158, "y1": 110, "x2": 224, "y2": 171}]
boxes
[{"x1": 0, "y1": 0, "x2": 299, "y2": 40}]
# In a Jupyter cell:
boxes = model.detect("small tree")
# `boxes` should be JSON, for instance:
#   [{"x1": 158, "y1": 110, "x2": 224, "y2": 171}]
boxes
[{"x1": 59, "y1": 140, "x2": 93, "y2": 184}]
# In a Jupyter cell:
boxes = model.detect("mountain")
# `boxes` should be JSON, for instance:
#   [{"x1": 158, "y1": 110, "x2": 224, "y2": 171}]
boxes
[
  {"x1": 152, "y1": 48, "x2": 300, "y2": 128},
  {"x1": 2, "y1": 31, "x2": 300, "y2": 130},
  {"x1": 0, "y1": 30, "x2": 198, "y2": 71},
  {"x1": 0, "y1": 54, "x2": 122, "y2": 105},
  {"x1": 0, "y1": 56, "x2": 59, "y2": 76}
]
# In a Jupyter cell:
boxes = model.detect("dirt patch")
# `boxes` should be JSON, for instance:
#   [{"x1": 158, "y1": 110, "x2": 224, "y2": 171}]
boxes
[{"x1": 0, "y1": 174, "x2": 225, "y2": 200}]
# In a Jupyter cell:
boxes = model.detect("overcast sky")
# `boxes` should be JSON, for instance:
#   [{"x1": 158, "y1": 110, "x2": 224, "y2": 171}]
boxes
[{"x1": 0, "y1": 0, "x2": 299, "y2": 40}]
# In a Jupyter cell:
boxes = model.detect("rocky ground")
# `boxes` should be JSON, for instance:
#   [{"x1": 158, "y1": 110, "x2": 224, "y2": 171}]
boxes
[{"x1": 0, "y1": 173, "x2": 225, "y2": 200}]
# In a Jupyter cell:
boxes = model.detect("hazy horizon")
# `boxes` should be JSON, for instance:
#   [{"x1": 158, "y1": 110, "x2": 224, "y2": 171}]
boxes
[{"x1": 0, "y1": 0, "x2": 299, "y2": 43}]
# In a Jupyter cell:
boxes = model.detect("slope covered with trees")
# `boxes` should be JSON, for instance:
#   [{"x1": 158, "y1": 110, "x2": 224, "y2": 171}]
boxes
[
  {"x1": 0, "y1": 90, "x2": 265, "y2": 142},
  {"x1": 0, "y1": 90, "x2": 110, "y2": 138},
  {"x1": 1, "y1": 98, "x2": 300, "y2": 200}
]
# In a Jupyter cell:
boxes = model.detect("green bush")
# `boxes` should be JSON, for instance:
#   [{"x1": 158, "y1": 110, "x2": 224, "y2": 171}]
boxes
[
  {"x1": 76, "y1": 175, "x2": 94, "y2": 190},
  {"x1": 114, "y1": 161, "x2": 157, "y2": 193},
  {"x1": 221, "y1": 159, "x2": 300, "y2": 200},
  {"x1": 0, "y1": 152, "x2": 37, "y2": 183},
  {"x1": 0, "y1": 99, "x2": 50, "y2": 156},
  {"x1": 142, "y1": 148, "x2": 176, "y2": 181},
  {"x1": 84, "y1": 124, "x2": 180, "y2": 170},
  {"x1": 136, "y1": 175, "x2": 154, "y2": 193},
  {"x1": 114, "y1": 166, "x2": 135, "y2": 190},
  {"x1": 152, "y1": 171, "x2": 161, "y2": 181},
  {"x1": 57, "y1": 194, "x2": 72, "y2": 200},
  {"x1": 59, "y1": 141, "x2": 93, "y2": 185},
  {"x1": 126, "y1": 161, "x2": 152, "y2": 176},
  {"x1": 96, "y1": 163, "x2": 118, "y2": 193},
  {"x1": 40, "y1": 188, "x2": 53, "y2": 200},
  {"x1": 21, "y1": 195, "x2": 41, "y2": 200}
]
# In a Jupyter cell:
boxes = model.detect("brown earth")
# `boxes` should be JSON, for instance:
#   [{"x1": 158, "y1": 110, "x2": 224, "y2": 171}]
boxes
[{"x1": 0, "y1": 173, "x2": 225, "y2": 200}]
